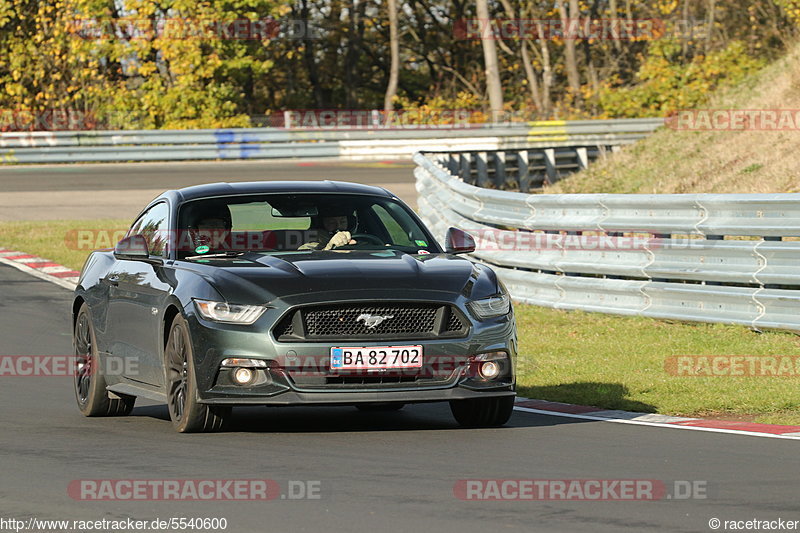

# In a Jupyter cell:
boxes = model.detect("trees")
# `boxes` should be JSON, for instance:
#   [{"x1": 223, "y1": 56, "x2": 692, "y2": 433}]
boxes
[
  {"x1": 0, "y1": 0, "x2": 795, "y2": 130},
  {"x1": 0, "y1": 0, "x2": 108, "y2": 129},
  {"x1": 556, "y1": 0, "x2": 580, "y2": 100},
  {"x1": 383, "y1": 0, "x2": 400, "y2": 114},
  {"x1": 476, "y1": 0, "x2": 504, "y2": 121},
  {"x1": 0, "y1": 0, "x2": 283, "y2": 129}
]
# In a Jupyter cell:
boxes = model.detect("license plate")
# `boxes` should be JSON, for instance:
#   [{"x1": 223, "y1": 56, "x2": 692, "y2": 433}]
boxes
[{"x1": 330, "y1": 345, "x2": 423, "y2": 370}]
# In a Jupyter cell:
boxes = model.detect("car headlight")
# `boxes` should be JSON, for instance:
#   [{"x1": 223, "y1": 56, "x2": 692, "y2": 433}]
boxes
[
  {"x1": 193, "y1": 299, "x2": 267, "y2": 325},
  {"x1": 468, "y1": 293, "x2": 511, "y2": 319}
]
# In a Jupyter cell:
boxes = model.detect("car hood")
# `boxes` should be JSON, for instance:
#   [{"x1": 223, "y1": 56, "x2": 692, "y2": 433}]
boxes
[{"x1": 181, "y1": 250, "x2": 498, "y2": 303}]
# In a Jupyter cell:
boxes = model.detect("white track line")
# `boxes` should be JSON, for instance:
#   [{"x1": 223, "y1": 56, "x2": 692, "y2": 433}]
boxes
[{"x1": 513, "y1": 405, "x2": 800, "y2": 441}]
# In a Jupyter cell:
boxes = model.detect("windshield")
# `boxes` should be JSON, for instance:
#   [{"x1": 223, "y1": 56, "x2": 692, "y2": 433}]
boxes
[{"x1": 176, "y1": 193, "x2": 440, "y2": 259}]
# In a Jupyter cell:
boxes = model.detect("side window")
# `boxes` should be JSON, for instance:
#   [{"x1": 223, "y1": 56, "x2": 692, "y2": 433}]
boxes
[{"x1": 127, "y1": 202, "x2": 170, "y2": 257}]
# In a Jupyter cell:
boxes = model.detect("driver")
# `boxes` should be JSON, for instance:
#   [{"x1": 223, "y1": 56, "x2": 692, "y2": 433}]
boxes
[
  {"x1": 299, "y1": 208, "x2": 357, "y2": 250},
  {"x1": 188, "y1": 203, "x2": 232, "y2": 252}
]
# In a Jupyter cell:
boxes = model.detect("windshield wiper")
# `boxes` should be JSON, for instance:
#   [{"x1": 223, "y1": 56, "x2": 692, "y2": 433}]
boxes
[{"x1": 184, "y1": 251, "x2": 248, "y2": 260}]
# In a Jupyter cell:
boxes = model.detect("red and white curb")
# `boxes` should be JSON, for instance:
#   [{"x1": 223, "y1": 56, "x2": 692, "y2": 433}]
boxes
[
  {"x1": 1, "y1": 247, "x2": 798, "y2": 440},
  {"x1": 0, "y1": 249, "x2": 79, "y2": 291},
  {"x1": 514, "y1": 398, "x2": 800, "y2": 440}
]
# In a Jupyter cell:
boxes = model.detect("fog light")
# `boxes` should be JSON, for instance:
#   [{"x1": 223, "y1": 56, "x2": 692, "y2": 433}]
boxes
[
  {"x1": 479, "y1": 360, "x2": 501, "y2": 380},
  {"x1": 233, "y1": 367, "x2": 254, "y2": 385}
]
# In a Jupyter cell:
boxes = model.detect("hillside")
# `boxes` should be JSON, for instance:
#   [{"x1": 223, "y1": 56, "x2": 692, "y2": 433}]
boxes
[{"x1": 547, "y1": 44, "x2": 800, "y2": 194}]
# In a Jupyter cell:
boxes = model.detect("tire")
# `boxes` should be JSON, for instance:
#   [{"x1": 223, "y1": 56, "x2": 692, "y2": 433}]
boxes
[
  {"x1": 165, "y1": 314, "x2": 230, "y2": 433},
  {"x1": 449, "y1": 396, "x2": 515, "y2": 427},
  {"x1": 355, "y1": 403, "x2": 405, "y2": 412},
  {"x1": 73, "y1": 303, "x2": 135, "y2": 416}
]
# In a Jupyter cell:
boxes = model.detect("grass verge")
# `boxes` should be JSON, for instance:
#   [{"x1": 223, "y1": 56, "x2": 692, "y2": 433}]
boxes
[
  {"x1": 514, "y1": 305, "x2": 800, "y2": 425},
  {"x1": 3, "y1": 219, "x2": 799, "y2": 425},
  {"x1": 547, "y1": 43, "x2": 800, "y2": 194},
  {"x1": 0, "y1": 219, "x2": 128, "y2": 271}
]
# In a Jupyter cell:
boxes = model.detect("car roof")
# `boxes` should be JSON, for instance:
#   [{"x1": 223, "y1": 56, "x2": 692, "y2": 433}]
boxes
[{"x1": 164, "y1": 180, "x2": 395, "y2": 204}]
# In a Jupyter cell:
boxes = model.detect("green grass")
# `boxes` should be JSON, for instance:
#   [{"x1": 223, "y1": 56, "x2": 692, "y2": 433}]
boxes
[
  {"x1": 514, "y1": 305, "x2": 800, "y2": 424},
  {"x1": 740, "y1": 163, "x2": 764, "y2": 174},
  {"x1": 3, "y1": 219, "x2": 800, "y2": 425},
  {"x1": 0, "y1": 219, "x2": 129, "y2": 271}
]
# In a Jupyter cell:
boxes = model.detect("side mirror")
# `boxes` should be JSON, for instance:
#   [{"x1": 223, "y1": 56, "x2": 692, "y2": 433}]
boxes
[
  {"x1": 445, "y1": 227, "x2": 476, "y2": 254},
  {"x1": 114, "y1": 234, "x2": 150, "y2": 261}
]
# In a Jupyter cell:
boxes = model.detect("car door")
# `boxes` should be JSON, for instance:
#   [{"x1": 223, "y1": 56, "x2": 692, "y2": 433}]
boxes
[{"x1": 104, "y1": 201, "x2": 174, "y2": 387}]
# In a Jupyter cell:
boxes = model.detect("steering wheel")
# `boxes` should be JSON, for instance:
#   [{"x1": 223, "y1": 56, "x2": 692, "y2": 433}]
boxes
[{"x1": 347, "y1": 233, "x2": 385, "y2": 246}]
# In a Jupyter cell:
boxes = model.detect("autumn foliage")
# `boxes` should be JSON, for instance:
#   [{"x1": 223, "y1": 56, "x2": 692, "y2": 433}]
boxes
[{"x1": 0, "y1": 0, "x2": 797, "y2": 130}]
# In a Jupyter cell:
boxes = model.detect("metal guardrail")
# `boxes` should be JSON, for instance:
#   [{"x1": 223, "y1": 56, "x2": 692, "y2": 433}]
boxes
[
  {"x1": 428, "y1": 145, "x2": 621, "y2": 192},
  {"x1": 0, "y1": 118, "x2": 662, "y2": 164},
  {"x1": 414, "y1": 151, "x2": 800, "y2": 332}
]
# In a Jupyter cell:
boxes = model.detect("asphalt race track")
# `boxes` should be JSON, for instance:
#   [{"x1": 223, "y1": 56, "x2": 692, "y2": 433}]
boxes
[
  {"x1": 0, "y1": 159, "x2": 418, "y2": 221},
  {"x1": 1, "y1": 162, "x2": 799, "y2": 532},
  {"x1": 1, "y1": 264, "x2": 799, "y2": 533}
]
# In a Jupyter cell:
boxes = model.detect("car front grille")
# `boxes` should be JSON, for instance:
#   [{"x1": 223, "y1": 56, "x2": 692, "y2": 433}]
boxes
[{"x1": 273, "y1": 302, "x2": 468, "y2": 342}]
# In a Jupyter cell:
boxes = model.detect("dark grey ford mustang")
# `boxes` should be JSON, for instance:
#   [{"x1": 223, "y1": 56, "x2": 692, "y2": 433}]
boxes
[{"x1": 72, "y1": 181, "x2": 517, "y2": 432}]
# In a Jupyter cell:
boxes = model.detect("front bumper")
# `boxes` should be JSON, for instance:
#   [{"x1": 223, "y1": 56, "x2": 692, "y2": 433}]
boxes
[
  {"x1": 199, "y1": 387, "x2": 516, "y2": 406},
  {"x1": 183, "y1": 292, "x2": 517, "y2": 406}
]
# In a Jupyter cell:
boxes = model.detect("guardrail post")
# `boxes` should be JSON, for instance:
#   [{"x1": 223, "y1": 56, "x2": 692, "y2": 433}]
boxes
[
  {"x1": 517, "y1": 150, "x2": 530, "y2": 192},
  {"x1": 576, "y1": 147, "x2": 589, "y2": 169},
  {"x1": 459, "y1": 153, "x2": 472, "y2": 183},
  {"x1": 493, "y1": 151, "x2": 506, "y2": 188},
  {"x1": 543, "y1": 148, "x2": 557, "y2": 185},
  {"x1": 447, "y1": 154, "x2": 458, "y2": 175},
  {"x1": 475, "y1": 151, "x2": 489, "y2": 187}
]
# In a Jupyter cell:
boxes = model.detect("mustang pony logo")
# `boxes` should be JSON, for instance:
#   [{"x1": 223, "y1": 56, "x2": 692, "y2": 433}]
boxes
[{"x1": 356, "y1": 313, "x2": 394, "y2": 328}]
